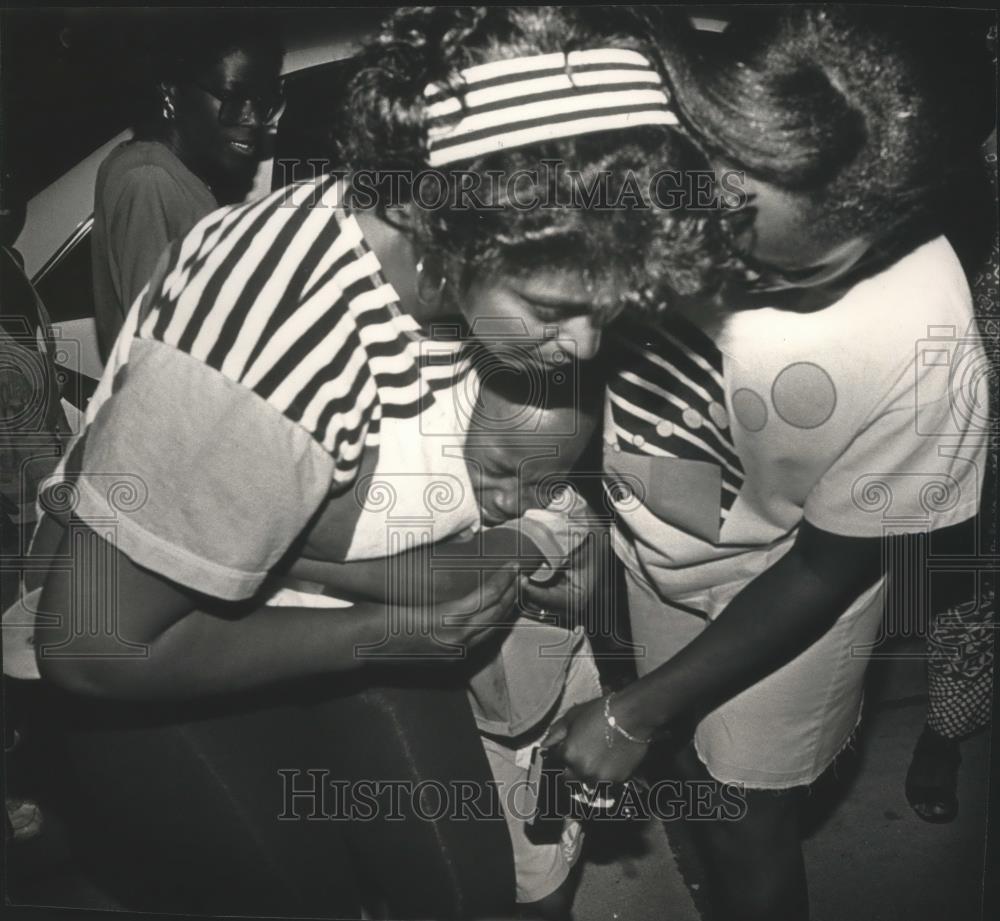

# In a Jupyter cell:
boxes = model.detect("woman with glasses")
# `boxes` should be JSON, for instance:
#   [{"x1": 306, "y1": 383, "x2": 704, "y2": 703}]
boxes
[
  {"x1": 543, "y1": 9, "x2": 992, "y2": 921},
  {"x1": 91, "y1": 11, "x2": 284, "y2": 361}
]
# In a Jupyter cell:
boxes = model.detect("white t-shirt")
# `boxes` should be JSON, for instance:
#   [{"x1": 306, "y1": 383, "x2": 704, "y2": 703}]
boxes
[{"x1": 605, "y1": 236, "x2": 988, "y2": 618}]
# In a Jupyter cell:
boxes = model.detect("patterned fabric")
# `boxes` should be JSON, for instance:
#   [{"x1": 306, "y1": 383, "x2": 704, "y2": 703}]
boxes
[
  {"x1": 927, "y1": 583, "x2": 995, "y2": 739},
  {"x1": 136, "y1": 174, "x2": 454, "y2": 481},
  {"x1": 606, "y1": 311, "x2": 744, "y2": 525},
  {"x1": 424, "y1": 49, "x2": 678, "y2": 166},
  {"x1": 604, "y1": 236, "x2": 986, "y2": 622},
  {"x1": 926, "y1": 108, "x2": 998, "y2": 740},
  {"x1": 32, "y1": 174, "x2": 477, "y2": 601}
]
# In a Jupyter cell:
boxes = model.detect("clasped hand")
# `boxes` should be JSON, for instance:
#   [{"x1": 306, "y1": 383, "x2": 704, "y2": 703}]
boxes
[
  {"x1": 519, "y1": 521, "x2": 608, "y2": 627},
  {"x1": 542, "y1": 695, "x2": 650, "y2": 785}
]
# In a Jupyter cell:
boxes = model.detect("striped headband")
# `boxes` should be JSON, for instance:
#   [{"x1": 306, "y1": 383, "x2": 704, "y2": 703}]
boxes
[{"x1": 424, "y1": 48, "x2": 679, "y2": 167}]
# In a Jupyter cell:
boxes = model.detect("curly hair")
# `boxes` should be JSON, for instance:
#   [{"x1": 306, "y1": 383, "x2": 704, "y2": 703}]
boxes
[
  {"x1": 337, "y1": 6, "x2": 751, "y2": 312},
  {"x1": 650, "y1": 6, "x2": 995, "y2": 257}
]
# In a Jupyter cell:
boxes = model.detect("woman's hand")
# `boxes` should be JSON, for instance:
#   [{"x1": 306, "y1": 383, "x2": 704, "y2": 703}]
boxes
[
  {"x1": 521, "y1": 524, "x2": 607, "y2": 627},
  {"x1": 542, "y1": 695, "x2": 649, "y2": 785},
  {"x1": 35, "y1": 515, "x2": 522, "y2": 699},
  {"x1": 371, "y1": 563, "x2": 522, "y2": 659}
]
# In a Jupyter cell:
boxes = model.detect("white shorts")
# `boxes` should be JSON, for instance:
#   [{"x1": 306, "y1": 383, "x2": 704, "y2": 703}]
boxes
[
  {"x1": 626, "y1": 567, "x2": 883, "y2": 789},
  {"x1": 480, "y1": 631, "x2": 603, "y2": 903}
]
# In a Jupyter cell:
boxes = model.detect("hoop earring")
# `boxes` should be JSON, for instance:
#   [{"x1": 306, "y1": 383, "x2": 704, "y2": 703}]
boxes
[
  {"x1": 161, "y1": 97, "x2": 176, "y2": 121},
  {"x1": 416, "y1": 256, "x2": 447, "y2": 307}
]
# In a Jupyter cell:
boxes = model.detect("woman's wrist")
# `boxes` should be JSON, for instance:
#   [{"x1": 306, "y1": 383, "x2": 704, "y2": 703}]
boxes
[
  {"x1": 604, "y1": 692, "x2": 655, "y2": 745},
  {"x1": 611, "y1": 677, "x2": 677, "y2": 741}
]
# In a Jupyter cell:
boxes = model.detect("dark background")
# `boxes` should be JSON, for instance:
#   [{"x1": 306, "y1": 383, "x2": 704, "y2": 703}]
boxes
[
  {"x1": 0, "y1": 6, "x2": 390, "y2": 201},
  {"x1": 1, "y1": 5, "x2": 995, "y2": 202}
]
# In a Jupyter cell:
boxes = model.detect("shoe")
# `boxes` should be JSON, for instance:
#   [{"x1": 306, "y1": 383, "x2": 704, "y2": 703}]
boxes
[{"x1": 905, "y1": 726, "x2": 961, "y2": 823}]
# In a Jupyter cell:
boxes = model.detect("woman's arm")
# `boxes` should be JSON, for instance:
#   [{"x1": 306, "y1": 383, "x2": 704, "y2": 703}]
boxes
[
  {"x1": 619, "y1": 521, "x2": 882, "y2": 732},
  {"x1": 290, "y1": 525, "x2": 543, "y2": 604},
  {"x1": 545, "y1": 521, "x2": 883, "y2": 781},
  {"x1": 35, "y1": 518, "x2": 519, "y2": 701}
]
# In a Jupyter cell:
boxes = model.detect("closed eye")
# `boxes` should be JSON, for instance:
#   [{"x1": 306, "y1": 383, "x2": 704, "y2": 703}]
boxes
[
  {"x1": 469, "y1": 454, "x2": 510, "y2": 480},
  {"x1": 528, "y1": 303, "x2": 566, "y2": 322},
  {"x1": 522, "y1": 297, "x2": 590, "y2": 322},
  {"x1": 510, "y1": 287, "x2": 594, "y2": 322}
]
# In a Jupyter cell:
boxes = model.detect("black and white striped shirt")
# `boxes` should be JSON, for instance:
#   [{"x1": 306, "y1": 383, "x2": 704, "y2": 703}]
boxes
[
  {"x1": 42, "y1": 176, "x2": 476, "y2": 600},
  {"x1": 604, "y1": 237, "x2": 986, "y2": 618}
]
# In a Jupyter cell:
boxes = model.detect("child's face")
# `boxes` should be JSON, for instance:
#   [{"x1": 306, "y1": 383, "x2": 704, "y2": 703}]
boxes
[
  {"x1": 464, "y1": 387, "x2": 590, "y2": 526},
  {"x1": 464, "y1": 442, "x2": 565, "y2": 526}
]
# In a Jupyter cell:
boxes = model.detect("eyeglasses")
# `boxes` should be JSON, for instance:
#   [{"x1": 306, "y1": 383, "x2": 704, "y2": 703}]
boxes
[{"x1": 193, "y1": 81, "x2": 286, "y2": 127}]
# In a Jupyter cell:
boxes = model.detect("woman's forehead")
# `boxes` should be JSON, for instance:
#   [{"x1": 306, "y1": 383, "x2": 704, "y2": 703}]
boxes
[
  {"x1": 208, "y1": 45, "x2": 280, "y2": 87},
  {"x1": 465, "y1": 440, "x2": 561, "y2": 464}
]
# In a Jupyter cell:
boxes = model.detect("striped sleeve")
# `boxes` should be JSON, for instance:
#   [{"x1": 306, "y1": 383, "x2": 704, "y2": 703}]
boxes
[
  {"x1": 606, "y1": 314, "x2": 745, "y2": 530},
  {"x1": 46, "y1": 176, "x2": 426, "y2": 599},
  {"x1": 134, "y1": 176, "x2": 391, "y2": 489}
]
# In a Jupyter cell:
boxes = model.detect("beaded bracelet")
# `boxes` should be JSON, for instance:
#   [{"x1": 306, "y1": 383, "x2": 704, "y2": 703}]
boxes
[{"x1": 603, "y1": 692, "x2": 655, "y2": 748}]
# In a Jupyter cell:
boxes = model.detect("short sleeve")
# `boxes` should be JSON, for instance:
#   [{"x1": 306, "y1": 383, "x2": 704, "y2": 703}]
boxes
[
  {"x1": 108, "y1": 166, "x2": 194, "y2": 315},
  {"x1": 804, "y1": 334, "x2": 988, "y2": 537},
  {"x1": 58, "y1": 338, "x2": 337, "y2": 600}
]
